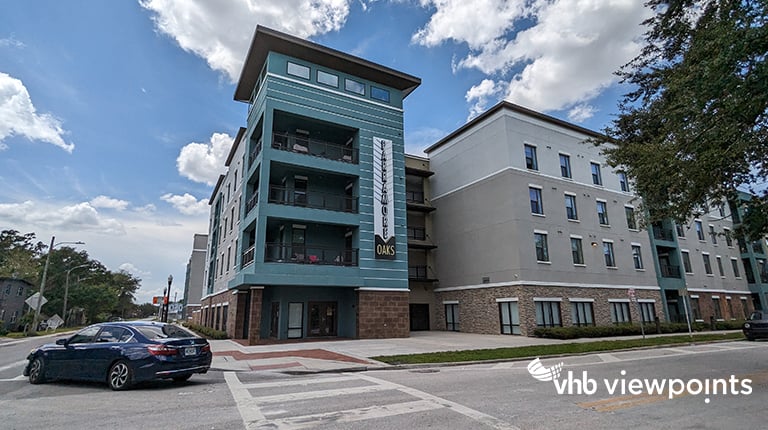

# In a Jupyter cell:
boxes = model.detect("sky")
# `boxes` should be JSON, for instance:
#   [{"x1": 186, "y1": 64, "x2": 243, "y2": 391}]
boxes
[{"x1": 0, "y1": 0, "x2": 653, "y2": 304}]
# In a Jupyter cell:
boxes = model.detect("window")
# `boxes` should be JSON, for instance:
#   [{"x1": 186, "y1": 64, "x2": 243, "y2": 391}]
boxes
[
  {"x1": 17, "y1": 286, "x2": 24, "y2": 296},
  {"x1": 317, "y1": 70, "x2": 338, "y2": 87},
  {"x1": 286, "y1": 61, "x2": 310, "y2": 79},
  {"x1": 535, "y1": 301, "x2": 562, "y2": 327},
  {"x1": 731, "y1": 258, "x2": 741, "y2": 277},
  {"x1": 530, "y1": 187, "x2": 544, "y2": 215},
  {"x1": 524, "y1": 144, "x2": 538, "y2": 170},
  {"x1": 534, "y1": 232, "x2": 549, "y2": 262},
  {"x1": 597, "y1": 201, "x2": 609, "y2": 225},
  {"x1": 703, "y1": 254, "x2": 713, "y2": 275},
  {"x1": 618, "y1": 172, "x2": 630, "y2": 192},
  {"x1": 694, "y1": 220, "x2": 705, "y2": 241},
  {"x1": 716, "y1": 256, "x2": 725, "y2": 276},
  {"x1": 571, "y1": 301, "x2": 594, "y2": 326},
  {"x1": 603, "y1": 241, "x2": 616, "y2": 267},
  {"x1": 682, "y1": 251, "x2": 693, "y2": 273},
  {"x1": 370, "y1": 86, "x2": 390, "y2": 102},
  {"x1": 709, "y1": 225, "x2": 717, "y2": 244},
  {"x1": 96, "y1": 327, "x2": 133, "y2": 343},
  {"x1": 690, "y1": 297, "x2": 702, "y2": 320},
  {"x1": 676, "y1": 223, "x2": 685, "y2": 238},
  {"x1": 498, "y1": 301, "x2": 521, "y2": 335},
  {"x1": 344, "y1": 78, "x2": 365, "y2": 95},
  {"x1": 726, "y1": 298, "x2": 734, "y2": 320},
  {"x1": 724, "y1": 228, "x2": 733, "y2": 246},
  {"x1": 625, "y1": 206, "x2": 637, "y2": 230},
  {"x1": 445, "y1": 303, "x2": 459, "y2": 331},
  {"x1": 69, "y1": 326, "x2": 100, "y2": 344},
  {"x1": 712, "y1": 297, "x2": 723, "y2": 320},
  {"x1": 632, "y1": 245, "x2": 644, "y2": 269},
  {"x1": 741, "y1": 298, "x2": 749, "y2": 318},
  {"x1": 571, "y1": 238, "x2": 584, "y2": 265},
  {"x1": 590, "y1": 162, "x2": 602, "y2": 185},
  {"x1": 611, "y1": 302, "x2": 631, "y2": 324},
  {"x1": 639, "y1": 302, "x2": 655, "y2": 323},
  {"x1": 565, "y1": 194, "x2": 578, "y2": 220},
  {"x1": 559, "y1": 154, "x2": 572, "y2": 178}
]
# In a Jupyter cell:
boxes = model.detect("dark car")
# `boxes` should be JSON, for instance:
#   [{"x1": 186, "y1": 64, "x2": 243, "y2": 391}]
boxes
[
  {"x1": 23, "y1": 321, "x2": 212, "y2": 390},
  {"x1": 743, "y1": 311, "x2": 768, "y2": 341}
]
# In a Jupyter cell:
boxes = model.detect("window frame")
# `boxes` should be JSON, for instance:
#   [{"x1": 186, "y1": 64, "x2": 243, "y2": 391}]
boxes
[
  {"x1": 498, "y1": 301, "x2": 521, "y2": 335},
  {"x1": 603, "y1": 241, "x2": 616, "y2": 268},
  {"x1": 559, "y1": 153, "x2": 572, "y2": 178},
  {"x1": 682, "y1": 250, "x2": 693, "y2": 273},
  {"x1": 610, "y1": 301, "x2": 631, "y2": 324},
  {"x1": 344, "y1": 78, "x2": 365, "y2": 95},
  {"x1": 590, "y1": 162, "x2": 603, "y2": 185},
  {"x1": 564, "y1": 193, "x2": 578, "y2": 220},
  {"x1": 370, "y1": 86, "x2": 390, "y2": 103},
  {"x1": 286, "y1": 61, "x2": 310, "y2": 80},
  {"x1": 534, "y1": 232, "x2": 550, "y2": 263},
  {"x1": 317, "y1": 69, "x2": 339, "y2": 87},
  {"x1": 571, "y1": 237, "x2": 584, "y2": 265},
  {"x1": 632, "y1": 244, "x2": 644, "y2": 269},
  {"x1": 571, "y1": 301, "x2": 595, "y2": 327},
  {"x1": 530, "y1": 187, "x2": 544, "y2": 215},
  {"x1": 702, "y1": 253, "x2": 713, "y2": 275},
  {"x1": 596, "y1": 200, "x2": 609, "y2": 225},
  {"x1": 625, "y1": 206, "x2": 637, "y2": 230},
  {"x1": 535, "y1": 300, "x2": 562, "y2": 328},
  {"x1": 524, "y1": 144, "x2": 538, "y2": 170},
  {"x1": 618, "y1": 171, "x2": 630, "y2": 192}
]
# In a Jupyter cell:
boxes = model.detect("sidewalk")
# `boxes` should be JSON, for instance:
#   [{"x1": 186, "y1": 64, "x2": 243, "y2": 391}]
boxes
[{"x1": 209, "y1": 330, "x2": 742, "y2": 374}]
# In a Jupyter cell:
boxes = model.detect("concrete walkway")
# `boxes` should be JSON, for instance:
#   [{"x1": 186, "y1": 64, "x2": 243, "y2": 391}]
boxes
[{"x1": 209, "y1": 330, "x2": 742, "y2": 374}]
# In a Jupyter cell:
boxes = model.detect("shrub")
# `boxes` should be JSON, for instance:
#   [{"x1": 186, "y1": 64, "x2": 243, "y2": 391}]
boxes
[
  {"x1": 183, "y1": 322, "x2": 228, "y2": 339},
  {"x1": 0, "y1": 322, "x2": 7, "y2": 336},
  {"x1": 533, "y1": 322, "x2": 711, "y2": 340}
]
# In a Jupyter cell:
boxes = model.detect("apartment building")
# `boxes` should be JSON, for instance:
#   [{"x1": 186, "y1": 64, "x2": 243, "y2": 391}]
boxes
[
  {"x1": 182, "y1": 233, "x2": 208, "y2": 320},
  {"x1": 0, "y1": 277, "x2": 33, "y2": 331},
  {"x1": 200, "y1": 26, "x2": 420, "y2": 344},
  {"x1": 424, "y1": 101, "x2": 664, "y2": 336}
]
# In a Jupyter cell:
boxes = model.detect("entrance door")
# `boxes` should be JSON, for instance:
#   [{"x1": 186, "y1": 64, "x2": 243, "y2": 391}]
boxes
[
  {"x1": 308, "y1": 302, "x2": 337, "y2": 336},
  {"x1": 409, "y1": 304, "x2": 430, "y2": 331},
  {"x1": 269, "y1": 302, "x2": 279, "y2": 338}
]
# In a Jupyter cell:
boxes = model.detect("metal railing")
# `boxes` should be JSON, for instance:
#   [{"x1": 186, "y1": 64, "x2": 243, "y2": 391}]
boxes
[
  {"x1": 248, "y1": 138, "x2": 263, "y2": 168},
  {"x1": 264, "y1": 243, "x2": 358, "y2": 266},
  {"x1": 272, "y1": 132, "x2": 358, "y2": 164},
  {"x1": 241, "y1": 246, "x2": 255, "y2": 268},
  {"x1": 659, "y1": 264, "x2": 681, "y2": 278},
  {"x1": 652, "y1": 226, "x2": 675, "y2": 241},
  {"x1": 245, "y1": 191, "x2": 259, "y2": 215},
  {"x1": 406, "y1": 190, "x2": 425, "y2": 204},
  {"x1": 408, "y1": 265, "x2": 430, "y2": 280},
  {"x1": 267, "y1": 185, "x2": 358, "y2": 213},
  {"x1": 407, "y1": 226, "x2": 426, "y2": 241}
]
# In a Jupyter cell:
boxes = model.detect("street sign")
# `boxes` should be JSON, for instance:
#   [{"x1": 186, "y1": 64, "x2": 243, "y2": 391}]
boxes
[
  {"x1": 46, "y1": 314, "x2": 64, "y2": 330},
  {"x1": 25, "y1": 292, "x2": 47, "y2": 310}
]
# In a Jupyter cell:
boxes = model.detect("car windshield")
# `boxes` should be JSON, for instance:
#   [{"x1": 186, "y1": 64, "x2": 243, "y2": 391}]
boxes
[{"x1": 136, "y1": 324, "x2": 196, "y2": 339}]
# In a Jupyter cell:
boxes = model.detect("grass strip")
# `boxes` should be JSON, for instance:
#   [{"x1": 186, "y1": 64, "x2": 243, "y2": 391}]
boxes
[{"x1": 372, "y1": 332, "x2": 746, "y2": 365}]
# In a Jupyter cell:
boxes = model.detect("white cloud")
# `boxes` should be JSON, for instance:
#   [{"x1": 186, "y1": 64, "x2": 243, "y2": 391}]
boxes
[
  {"x1": 414, "y1": 0, "x2": 650, "y2": 117},
  {"x1": 465, "y1": 78, "x2": 503, "y2": 120},
  {"x1": 176, "y1": 132, "x2": 233, "y2": 186},
  {"x1": 405, "y1": 126, "x2": 449, "y2": 155},
  {"x1": 0, "y1": 36, "x2": 24, "y2": 48},
  {"x1": 567, "y1": 103, "x2": 597, "y2": 123},
  {"x1": 118, "y1": 262, "x2": 151, "y2": 278},
  {"x1": 90, "y1": 195, "x2": 130, "y2": 211},
  {"x1": 161, "y1": 193, "x2": 209, "y2": 216},
  {"x1": 140, "y1": 0, "x2": 351, "y2": 82},
  {"x1": 0, "y1": 72, "x2": 74, "y2": 152},
  {"x1": 0, "y1": 200, "x2": 125, "y2": 235}
]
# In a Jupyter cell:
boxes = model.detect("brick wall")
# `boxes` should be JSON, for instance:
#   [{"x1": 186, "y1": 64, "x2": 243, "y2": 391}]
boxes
[{"x1": 357, "y1": 290, "x2": 409, "y2": 338}]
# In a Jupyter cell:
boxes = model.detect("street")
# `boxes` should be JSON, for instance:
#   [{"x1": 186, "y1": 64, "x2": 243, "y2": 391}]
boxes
[{"x1": 1, "y1": 336, "x2": 767, "y2": 429}]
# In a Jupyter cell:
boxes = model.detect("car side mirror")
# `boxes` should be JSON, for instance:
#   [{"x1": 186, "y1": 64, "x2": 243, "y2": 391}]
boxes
[{"x1": 56, "y1": 338, "x2": 68, "y2": 346}]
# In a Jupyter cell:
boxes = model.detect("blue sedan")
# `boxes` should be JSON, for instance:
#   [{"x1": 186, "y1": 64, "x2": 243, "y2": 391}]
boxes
[{"x1": 23, "y1": 321, "x2": 212, "y2": 390}]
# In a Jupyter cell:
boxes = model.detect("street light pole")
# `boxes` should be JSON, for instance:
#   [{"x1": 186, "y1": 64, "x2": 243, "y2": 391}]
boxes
[
  {"x1": 63, "y1": 263, "x2": 89, "y2": 327},
  {"x1": 31, "y1": 236, "x2": 85, "y2": 334},
  {"x1": 162, "y1": 275, "x2": 173, "y2": 322}
]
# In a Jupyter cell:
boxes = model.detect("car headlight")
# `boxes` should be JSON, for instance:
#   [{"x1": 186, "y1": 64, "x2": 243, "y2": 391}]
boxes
[{"x1": 744, "y1": 323, "x2": 751, "y2": 328}]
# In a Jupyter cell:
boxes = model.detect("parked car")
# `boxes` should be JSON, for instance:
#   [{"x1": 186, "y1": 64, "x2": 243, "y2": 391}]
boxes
[
  {"x1": 743, "y1": 311, "x2": 768, "y2": 341},
  {"x1": 23, "y1": 321, "x2": 212, "y2": 390}
]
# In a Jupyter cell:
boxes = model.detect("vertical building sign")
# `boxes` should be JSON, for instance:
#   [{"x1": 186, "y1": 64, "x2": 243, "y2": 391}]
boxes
[{"x1": 373, "y1": 137, "x2": 396, "y2": 259}]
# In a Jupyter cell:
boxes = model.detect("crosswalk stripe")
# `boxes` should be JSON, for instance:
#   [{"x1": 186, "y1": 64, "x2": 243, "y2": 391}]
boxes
[
  {"x1": 267, "y1": 399, "x2": 442, "y2": 429},
  {"x1": 238, "y1": 375, "x2": 357, "y2": 390},
  {"x1": 252, "y1": 383, "x2": 389, "y2": 404}
]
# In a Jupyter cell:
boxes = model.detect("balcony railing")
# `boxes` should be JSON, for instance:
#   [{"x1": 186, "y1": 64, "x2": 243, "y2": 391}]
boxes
[
  {"x1": 659, "y1": 264, "x2": 681, "y2": 278},
  {"x1": 272, "y1": 132, "x2": 358, "y2": 164},
  {"x1": 406, "y1": 190, "x2": 425, "y2": 204},
  {"x1": 264, "y1": 243, "x2": 358, "y2": 266},
  {"x1": 652, "y1": 226, "x2": 675, "y2": 241},
  {"x1": 245, "y1": 191, "x2": 259, "y2": 216},
  {"x1": 242, "y1": 246, "x2": 255, "y2": 268},
  {"x1": 407, "y1": 226, "x2": 426, "y2": 241},
  {"x1": 268, "y1": 185, "x2": 358, "y2": 213},
  {"x1": 409, "y1": 265, "x2": 436, "y2": 281},
  {"x1": 248, "y1": 138, "x2": 263, "y2": 168}
]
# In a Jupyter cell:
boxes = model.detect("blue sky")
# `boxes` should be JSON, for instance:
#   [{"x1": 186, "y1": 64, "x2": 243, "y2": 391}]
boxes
[{"x1": 0, "y1": 0, "x2": 651, "y2": 304}]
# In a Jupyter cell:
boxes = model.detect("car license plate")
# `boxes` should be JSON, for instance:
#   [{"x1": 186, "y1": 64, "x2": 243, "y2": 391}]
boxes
[{"x1": 184, "y1": 346, "x2": 197, "y2": 356}]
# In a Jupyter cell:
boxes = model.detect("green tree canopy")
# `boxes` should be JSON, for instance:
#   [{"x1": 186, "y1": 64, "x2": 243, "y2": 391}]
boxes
[
  {"x1": 0, "y1": 230, "x2": 44, "y2": 282},
  {"x1": 598, "y1": 0, "x2": 767, "y2": 237}
]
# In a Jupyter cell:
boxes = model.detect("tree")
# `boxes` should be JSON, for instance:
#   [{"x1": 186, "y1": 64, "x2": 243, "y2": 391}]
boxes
[
  {"x1": 0, "y1": 230, "x2": 44, "y2": 282},
  {"x1": 597, "y1": 0, "x2": 767, "y2": 237}
]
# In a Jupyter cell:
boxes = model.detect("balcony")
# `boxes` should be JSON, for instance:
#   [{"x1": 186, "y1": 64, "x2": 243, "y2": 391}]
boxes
[
  {"x1": 407, "y1": 226, "x2": 426, "y2": 240},
  {"x1": 248, "y1": 138, "x2": 263, "y2": 169},
  {"x1": 409, "y1": 265, "x2": 437, "y2": 281},
  {"x1": 264, "y1": 243, "x2": 358, "y2": 266},
  {"x1": 245, "y1": 191, "x2": 259, "y2": 216},
  {"x1": 659, "y1": 264, "x2": 681, "y2": 278},
  {"x1": 406, "y1": 191, "x2": 435, "y2": 213},
  {"x1": 242, "y1": 246, "x2": 255, "y2": 268},
  {"x1": 652, "y1": 226, "x2": 675, "y2": 242},
  {"x1": 268, "y1": 185, "x2": 358, "y2": 213},
  {"x1": 272, "y1": 132, "x2": 358, "y2": 164}
]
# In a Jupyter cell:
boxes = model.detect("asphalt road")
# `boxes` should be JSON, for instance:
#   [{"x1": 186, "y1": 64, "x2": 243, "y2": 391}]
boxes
[{"x1": 1, "y1": 336, "x2": 767, "y2": 429}]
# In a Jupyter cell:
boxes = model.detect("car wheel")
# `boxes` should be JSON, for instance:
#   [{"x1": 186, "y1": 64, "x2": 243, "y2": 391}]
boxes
[
  {"x1": 108, "y1": 360, "x2": 133, "y2": 391},
  {"x1": 172, "y1": 374, "x2": 192, "y2": 383},
  {"x1": 28, "y1": 357, "x2": 46, "y2": 384}
]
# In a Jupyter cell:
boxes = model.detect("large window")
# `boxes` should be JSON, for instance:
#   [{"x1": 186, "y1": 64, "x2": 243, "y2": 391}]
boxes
[
  {"x1": 571, "y1": 301, "x2": 594, "y2": 327},
  {"x1": 535, "y1": 232, "x2": 550, "y2": 262},
  {"x1": 603, "y1": 241, "x2": 616, "y2": 267},
  {"x1": 703, "y1": 253, "x2": 713, "y2": 275},
  {"x1": 690, "y1": 296, "x2": 702, "y2": 320},
  {"x1": 317, "y1": 70, "x2": 338, "y2": 87},
  {"x1": 571, "y1": 237, "x2": 584, "y2": 265},
  {"x1": 559, "y1": 154, "x2": 572, "y2": 178},
  {"x1": 524, "y1": 144, "x2": 538, "y2": 170},
  {"x1": 445, "y1": 303, "x2": 459, "y2": 331},
  {"x1": 611, "y1": 301, "x2": 631, "y2": 324},
  {"x1": 639, "y1": 302, "x2": 655, "y2": 323},
  {"x1": 682, "y1": 250, "x2": 693, "y2": 273},
  {"x1": 731, "y1": 258, "x2": 741, "y2": 277},
  {"x1": 597, "y1": 201, "x2": 609, "y2": 225},
  {"x1": 530, "y1": 187, "x2": 544, "y2": 215},
  {"x1": 590, "y1": 162, "x2": 602, "y2": 185},
  {"x1": 694, "y1": 220, "x2": 705, "y2": 241},
  {"x1": 498, "y1": 301, "x2": 521, "y2": 335},
  {"x1": 632, "y1": 245, "x2": 644, "y2": 269},
  {"x1": 345, "y1": 78, "x2": 365, "y2": 95},
  {"x1": 565, "y1": 194, "x2": 578, "y2": 220},
  {"x1": 618, "y1": 172, "x2": 630, "y2": 192},
  {"x1": 287, "y1": 61, "x2": 310, "y2": 79},
  {"x1": 535, "y1": 301, "x2": 562, "y2": 327},
  {"x1": 712, "y1": 297, "x2": 723, "y2": 320},
  {"x1": 625, "y1": 206, "x2": 637, "y2": 230}
]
